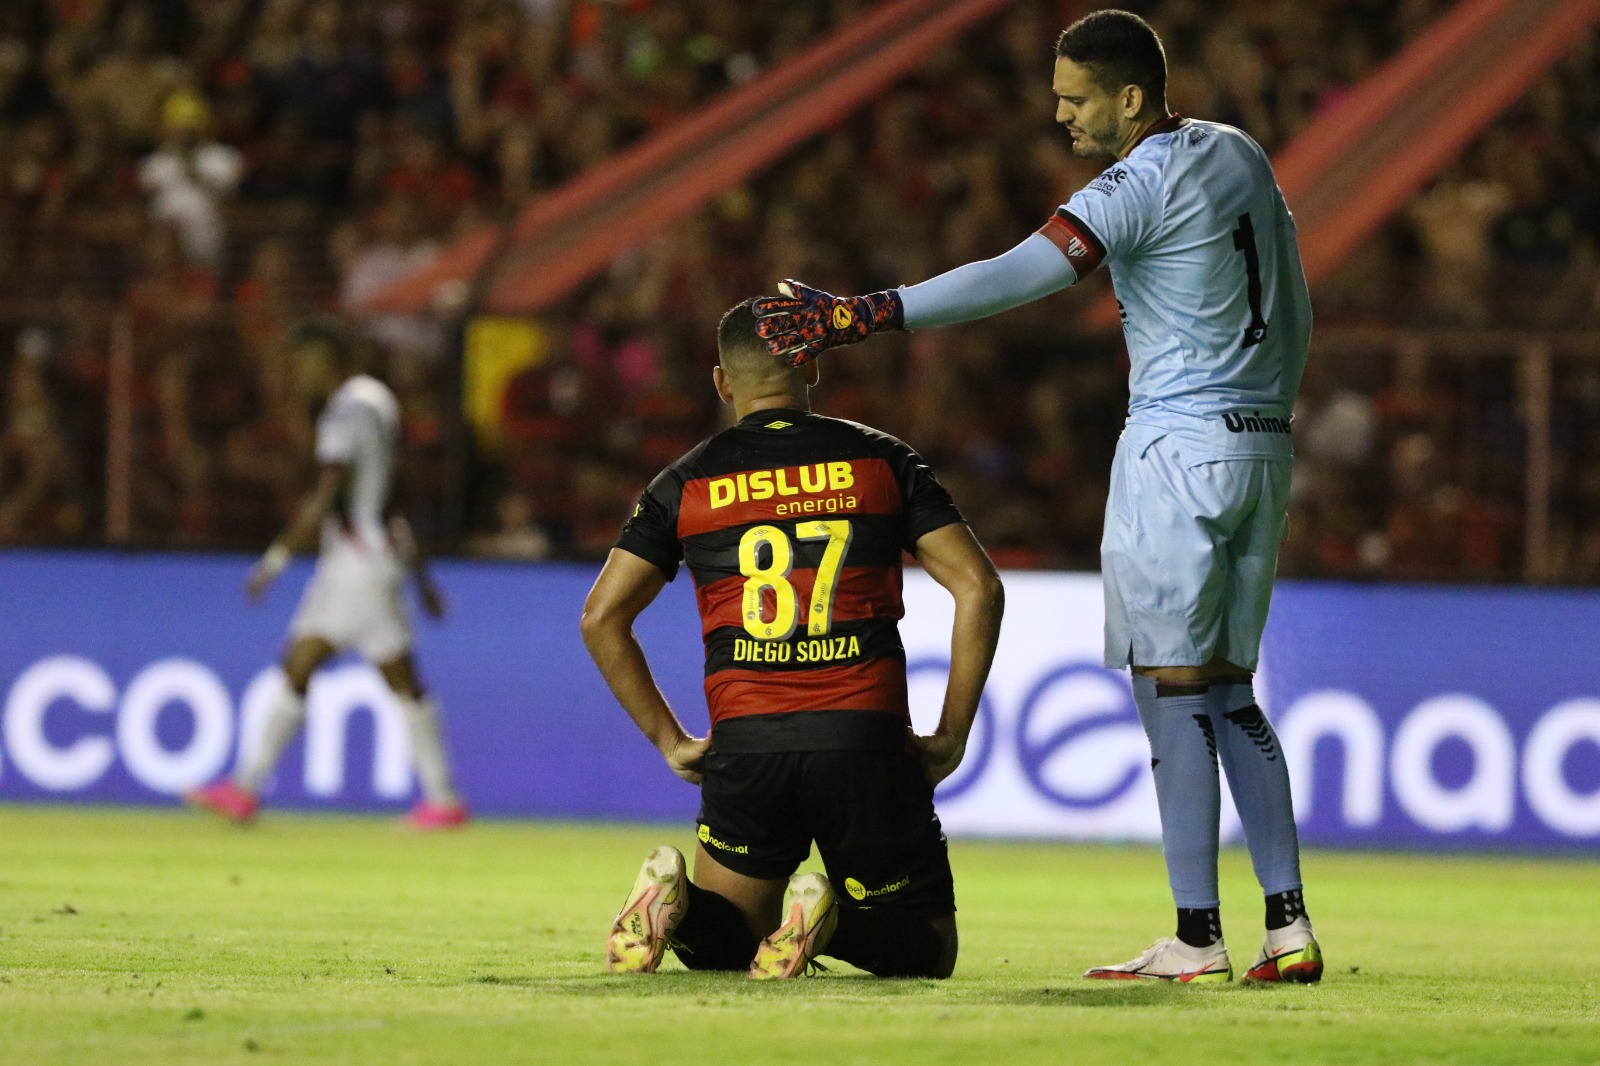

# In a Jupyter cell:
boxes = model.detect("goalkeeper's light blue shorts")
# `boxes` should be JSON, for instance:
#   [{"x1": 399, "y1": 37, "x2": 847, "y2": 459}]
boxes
[{"x1": 1100, "y1": 428, "x2": 1291, "y2": 672}]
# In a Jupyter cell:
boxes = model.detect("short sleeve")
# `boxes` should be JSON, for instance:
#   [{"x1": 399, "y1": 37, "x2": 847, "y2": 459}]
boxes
[
  {"x1": 614, "y1": 468, "x2": 685, "y2": 580},
  {"x1": 197, "y1": 144, "x2": 244, "y2": 191},
  {"x1": 315, "y1": 401, "x2": 360, "y2": 465},
  {"x1": 140, "y1": 152, "x2": 188, "y2": 194},
  {"x1": 1042, "y1": 158, "x2": 1164, "y2": 278},
  {"x1": 889, "y1": 440, "x2": 965, "y2": 550}
]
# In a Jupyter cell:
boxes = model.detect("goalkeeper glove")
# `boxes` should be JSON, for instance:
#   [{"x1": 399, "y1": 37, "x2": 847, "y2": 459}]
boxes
[{"x1": 752, "y1": 279, "x2": 904, "y2": 367}]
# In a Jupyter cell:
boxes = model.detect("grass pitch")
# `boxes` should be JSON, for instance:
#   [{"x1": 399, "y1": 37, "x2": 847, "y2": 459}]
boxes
[{"x1": 1, "y1": 808, "x2": 1596, "y2": 1065}]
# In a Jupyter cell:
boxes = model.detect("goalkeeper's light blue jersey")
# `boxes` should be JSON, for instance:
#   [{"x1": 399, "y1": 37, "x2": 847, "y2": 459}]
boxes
[{"x1": 1039, "y1": 116, "x2": 1311, "y2": 460}]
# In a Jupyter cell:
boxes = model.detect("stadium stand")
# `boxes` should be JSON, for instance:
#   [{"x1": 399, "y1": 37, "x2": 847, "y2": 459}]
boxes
[{"x1": 0, "y1": 0, "x2": 1597, "y2": 582}]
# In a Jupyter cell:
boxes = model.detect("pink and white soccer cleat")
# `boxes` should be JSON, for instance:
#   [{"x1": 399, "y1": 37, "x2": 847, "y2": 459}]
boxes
[
  {"x1": 186, "y1": 780, "x2": 259, "y2": 824},
  {"x1": 607, "y1": 845, "x2": 690, "y2": 974},
  {"x1": 405, "y1": 801, "x2": 470, "y2": 830},
  {"x1": 748, "y1": 872, "x2": 838, "y2": 980}
]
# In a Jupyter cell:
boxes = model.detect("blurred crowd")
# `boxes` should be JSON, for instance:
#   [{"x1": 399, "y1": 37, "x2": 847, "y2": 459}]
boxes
[{"x1": 0, "y1": 0, "x2": 1597, "y2": 582}]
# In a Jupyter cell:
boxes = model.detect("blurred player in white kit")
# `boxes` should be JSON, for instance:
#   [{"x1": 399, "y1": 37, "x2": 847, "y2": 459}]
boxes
[{"x1": 188, "y1": 318, "x2": 468, "y2": 829}]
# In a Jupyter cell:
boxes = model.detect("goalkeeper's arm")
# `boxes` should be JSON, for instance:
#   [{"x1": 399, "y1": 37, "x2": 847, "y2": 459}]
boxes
[
  {"x1": 898, "y1": 232, "x2": 1078, "y2": 329},
  {"x1": 755, "y1": 233, "x2": 1078, "y2": 364}
]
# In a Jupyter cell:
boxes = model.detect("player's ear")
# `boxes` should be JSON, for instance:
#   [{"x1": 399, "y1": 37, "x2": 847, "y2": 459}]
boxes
[
  {"x1": 712, "y1": 365, "x2": 734, "y2": 405},
  {"x1": 1123, "y1": 84, "x2": 1143, "y2": 118},
  {"x1": 804, "y1": 360, "x2": 821, "y2": 389}
]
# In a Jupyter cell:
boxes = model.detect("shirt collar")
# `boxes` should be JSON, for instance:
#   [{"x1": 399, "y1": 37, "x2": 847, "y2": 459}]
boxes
[
  {"x1": 738, "y1": 406, "x2": 808, "y2": 425},
  {"x1": 1123, "y1": 113, "x2": 1186, "y2": 157}
]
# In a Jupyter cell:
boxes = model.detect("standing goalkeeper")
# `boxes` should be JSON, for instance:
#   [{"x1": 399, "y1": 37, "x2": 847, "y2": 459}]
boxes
[{"x1": 754, "y1": 9, "x2": 1320, "y2": 985}]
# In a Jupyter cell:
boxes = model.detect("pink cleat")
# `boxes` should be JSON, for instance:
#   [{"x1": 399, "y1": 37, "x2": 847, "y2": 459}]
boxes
[
  {"x1": 186, "y1": 780, "x2": 259, "y2": 824},
  {"x1": 405, "y1": 801, "x2": 470, "y2": 830}
]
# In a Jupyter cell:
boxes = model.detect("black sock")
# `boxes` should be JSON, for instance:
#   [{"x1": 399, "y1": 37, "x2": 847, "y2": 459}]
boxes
[
  {"x1": 826, "y1": 907, "x2": 951, "y2": 978},
  {"x1": 1265, "y1": 889, "x2": 1307, "y2": 931},
  {"x1": 1176, "y1": 906, "x2": 1222, "y2": 948},
  {"x1": 671, "y1": 882, "x2": 760, "y2": 972}
]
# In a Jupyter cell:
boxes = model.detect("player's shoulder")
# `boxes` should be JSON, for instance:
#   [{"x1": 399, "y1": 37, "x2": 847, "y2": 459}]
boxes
[
  {"x1": 717, "y1": 409, "x2": 911, "y2": 455},
  {"x1": 328, "y1": 374, "x2": 399, "y2": 420},
  {"x1": 794, "y1": 411, "x2": 922, "y2": 461},
  {"x1": 1166, "y1": 119, "x2": 1272, "y2": 174},
  {"x1": 1124, "y1": 117, "x2": 1263, "y2": 169},
  {"x1": 643, "y1": 434, "x2": 715, "y2": 496},
  {"x1": 655, "y1": 410, "x2": 920, "y2": 484}
]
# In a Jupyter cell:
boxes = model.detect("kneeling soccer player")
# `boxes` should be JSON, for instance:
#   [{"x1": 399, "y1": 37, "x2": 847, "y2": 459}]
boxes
[{"x1": 581, "y1": 300, "x2": 1003, "y2": 979}]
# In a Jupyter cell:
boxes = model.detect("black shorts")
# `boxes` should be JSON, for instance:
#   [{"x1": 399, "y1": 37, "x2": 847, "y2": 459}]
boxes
[{"x1": 695, "y1": 746, "x2": 955, "y2": 915}]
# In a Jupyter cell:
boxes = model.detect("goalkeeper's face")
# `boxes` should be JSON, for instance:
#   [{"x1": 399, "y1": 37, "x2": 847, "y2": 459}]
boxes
[{"x1": 1052, "y1": 57, "x2": 1134, "y2": 160}]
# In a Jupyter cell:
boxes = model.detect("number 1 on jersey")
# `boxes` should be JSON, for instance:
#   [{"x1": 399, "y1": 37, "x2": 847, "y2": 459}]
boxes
[
  {"x1": 1232, "y1": 213, "x2": 1268, "y2": 349},
  {"x1": 738, "y1": 520, "x2": 853, "y2": 640}
]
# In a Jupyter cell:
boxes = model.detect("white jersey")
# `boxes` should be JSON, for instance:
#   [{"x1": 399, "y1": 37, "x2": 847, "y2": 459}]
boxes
[
  {"x1": 1040, "y1": 116, "x2": 1312, "y2": 461},
  {"x1": 314, "y1": 375, "x2": 401, "y2": 551}
]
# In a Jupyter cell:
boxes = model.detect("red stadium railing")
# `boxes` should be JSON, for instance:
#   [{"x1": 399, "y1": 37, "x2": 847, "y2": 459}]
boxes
[
  {"x1": 366, "y1": 0, "x2": 1600, "y2": 325},
  {"x1": 357, "y1": 0, "x2": 1023, "y2": 316}
]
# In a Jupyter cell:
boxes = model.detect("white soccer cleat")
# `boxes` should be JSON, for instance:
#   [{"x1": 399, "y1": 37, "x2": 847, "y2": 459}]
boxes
[
  {"x1": 1083, "y1": 936, "x2": 1233, "y2": 984},
  {"x1": 1243, "y1": 916, "x2": 1324, "y2": 984},
  {"x1": 748, "y1": 872, "x2": 838, "y2": 980},
  {"x1": 606, "y1": 845, "x2": 689, "y2": 974}
]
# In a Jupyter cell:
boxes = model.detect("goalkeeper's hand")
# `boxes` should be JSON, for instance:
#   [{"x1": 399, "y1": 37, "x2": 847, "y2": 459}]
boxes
[{"x1": 752, "y1": 279, "x2": 904, "y2": 367}]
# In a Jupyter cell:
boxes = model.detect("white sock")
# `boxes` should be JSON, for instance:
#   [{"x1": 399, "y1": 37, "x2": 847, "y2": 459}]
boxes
[
  {"x1": 398, "y1": 694, "x2": 459, "y2": 806},
  {"x1": 235, "y1": 687, "x2": 307, "y2": 794}
]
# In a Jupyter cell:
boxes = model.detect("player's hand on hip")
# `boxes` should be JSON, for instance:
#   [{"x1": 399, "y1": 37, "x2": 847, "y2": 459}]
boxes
[
  {"x1": 661, "y1": 734, "x2": 710, "y2": 786},
  {"x1": 911, "y1": 731, "x2": 967, "y2": 786},
  {"x1": 752, "y1": 279, "x2": 904, "y2": 367}
]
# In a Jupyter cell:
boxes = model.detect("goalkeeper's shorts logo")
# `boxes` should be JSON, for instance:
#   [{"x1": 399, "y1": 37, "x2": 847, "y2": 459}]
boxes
[
  {"x1": 844, "y1": 875, "x2": 910, "y2": 901},
  {"x1": 697, "y1": 823, "x2": 749, "y2": 854},
  {"x1": 831, "y1": 304, "x2": 855, "y2": 330}
]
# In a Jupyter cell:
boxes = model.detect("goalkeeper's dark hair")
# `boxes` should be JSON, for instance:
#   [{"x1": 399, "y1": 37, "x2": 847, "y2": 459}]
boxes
[
  {"x1": 717, "y1": 298, "x2": 793, "y2": 381},
  {"x1": 1055, "y1": 10, "x2": 1167, "y2": 108}
]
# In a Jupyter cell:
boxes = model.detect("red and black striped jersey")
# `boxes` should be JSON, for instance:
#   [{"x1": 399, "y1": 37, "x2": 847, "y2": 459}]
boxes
[{"x1": 615, "y1": 407, "x2": 963, "y2": 750}]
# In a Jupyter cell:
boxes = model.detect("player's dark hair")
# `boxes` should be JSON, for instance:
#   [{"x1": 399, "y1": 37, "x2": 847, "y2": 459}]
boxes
[
  {"x1": 716, "y1": 298, "x2": 789, "y2": 378},
  {"x1": 288, "y1": 315, "x2": 360, "y2": 369},
  {"x1": 1055, "y1": 10, "x2": 1167, "y2": 108}
]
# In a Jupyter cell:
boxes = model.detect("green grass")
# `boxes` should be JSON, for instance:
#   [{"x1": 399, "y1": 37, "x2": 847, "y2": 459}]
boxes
[{"x1": 1, "y1": 808, "x2": 1596, "y2": 1065}]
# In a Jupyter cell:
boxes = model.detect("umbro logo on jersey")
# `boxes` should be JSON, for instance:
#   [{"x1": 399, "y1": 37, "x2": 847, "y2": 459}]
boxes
[{"x1": 765, "y1": 420, "x2": 794, "y2": 430}]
